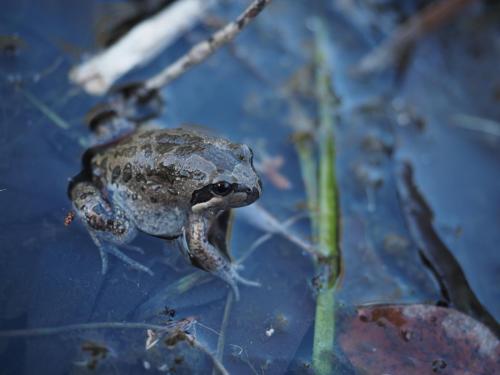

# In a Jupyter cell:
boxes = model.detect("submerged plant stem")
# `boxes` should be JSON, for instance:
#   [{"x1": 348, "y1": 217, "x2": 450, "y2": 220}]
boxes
[{"x1": 310, "y1": 19, "x2": 340, "y2": 375}]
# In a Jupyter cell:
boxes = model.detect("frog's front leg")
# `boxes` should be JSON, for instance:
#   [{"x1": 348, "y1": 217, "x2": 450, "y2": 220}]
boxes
[
  {"x1": 69, "y1": 180, "x2": 153, "y2": 276},
  {"x1": 184, "y1": 214, "x2": 260, "y2": 300}
]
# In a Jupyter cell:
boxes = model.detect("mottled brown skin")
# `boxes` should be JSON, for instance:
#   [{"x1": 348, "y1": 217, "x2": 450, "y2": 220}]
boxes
[{"x1": 69, "y1": 126, "x2": 262, "y2": 298}]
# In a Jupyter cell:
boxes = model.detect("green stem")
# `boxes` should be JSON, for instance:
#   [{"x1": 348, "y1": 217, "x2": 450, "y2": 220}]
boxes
[
  {"x1": 294, "y1": 133, "x2": 319, "y2": 235},
  {"x1": 312, "y1": 286, "x2": 336, "y2": 373},
  {"x1": 311, "y1": 19, "x2": 340, "y2": 375}
]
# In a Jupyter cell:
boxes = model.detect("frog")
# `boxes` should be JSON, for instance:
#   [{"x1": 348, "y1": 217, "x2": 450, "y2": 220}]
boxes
[{"x1": 68, "y1": 123, "x2": 262, "y2": 299}]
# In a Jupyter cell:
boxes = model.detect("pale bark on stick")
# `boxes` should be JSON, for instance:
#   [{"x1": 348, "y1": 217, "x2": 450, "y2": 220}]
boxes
[
  {"x1": 145, "y1": 0, "x2": 272, "y2": 91},
  {"x1": 355, "y1": 0, "x2": 477, "y2": 74},
  {"x1": 70, "y1": 0, "x2": 216, "y2": 95}
]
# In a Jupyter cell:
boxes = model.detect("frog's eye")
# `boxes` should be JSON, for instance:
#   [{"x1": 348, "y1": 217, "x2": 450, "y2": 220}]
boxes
[{"x1": 211, "y1": 181, "x2": 233, "y2": 196}]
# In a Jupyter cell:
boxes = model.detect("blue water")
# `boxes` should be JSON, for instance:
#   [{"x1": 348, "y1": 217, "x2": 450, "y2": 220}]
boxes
[{"x1": 1, "y1": 0, "x2": 498, "y2": 374}]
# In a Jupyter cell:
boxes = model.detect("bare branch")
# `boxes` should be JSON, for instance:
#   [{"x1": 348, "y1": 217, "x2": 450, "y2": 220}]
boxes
[
  {"x1": 355, "y1": 0, "x2": 476, "y2": 74},
  {"x1": 145, "y1": 0, "x2": 272, "y2": 91}
]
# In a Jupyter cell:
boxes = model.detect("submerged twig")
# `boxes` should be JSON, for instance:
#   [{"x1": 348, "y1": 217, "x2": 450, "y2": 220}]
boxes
[
  {"x1": 452, "y1": 114, "x2": 500, "y2": 138},
  {"x1": 145, "y1": 0, "x2": 272, "y2": 91},
  {"x1": 188, "y1": 335, "x2": 230, "y2": 375},
  {"x1": 0, "y1": 320, "x2": 189, "y2": 338},
  {"x1": 212, "y1": 292, "x2": 234, "y2": 375},
  {"x1": 355, "y1": 0, "x2": 476, "y2": 74},
  {"x1": 237, "y1": 204, "x2": 316, "y2": 261},
  {"x1": 0, "y1": 318, "x2": 230, "y2": 373},
  {"x1": 21, "y1": 89, "x2": 71, "y2": 129},
  {"x1": 229, "y1": 345, "x2": 259, "y2": 375},
  {"x1": 240, "y1": 210, "x2": 312, "y2": 263}
]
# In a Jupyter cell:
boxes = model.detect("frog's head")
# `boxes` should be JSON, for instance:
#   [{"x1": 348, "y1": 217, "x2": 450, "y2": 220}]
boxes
[{"x1": 190, "y1": 143, "x2": 262, "y2": 214}]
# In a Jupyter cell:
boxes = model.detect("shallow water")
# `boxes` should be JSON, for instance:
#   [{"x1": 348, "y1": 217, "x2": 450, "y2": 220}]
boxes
[{"x1": 1, "y1": 0, "x2": 499, "y2": 374}]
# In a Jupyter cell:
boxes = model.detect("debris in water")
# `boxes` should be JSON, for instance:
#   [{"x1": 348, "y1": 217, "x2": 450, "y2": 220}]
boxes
[
  {"x1": 80, "y1": 341, "x2": 109, "y2": 371},
  {"x1": 64, "y1": 211, "x2": 75, "y2": 226},
  {"x1": 0, "y1": 34, "x2": 25, "y2": 55},
  {"x1": 254, "y1": 154, "x2": 292, "y2": 190},
  {"x1": 265, "y1": 327, "x2": 275, "y2": 337},
  {"x1": 355, "y1": 0, "x2": 477, "y2": 74},
  {"x1": 146, "y1": 329, "x2": 160, "y2": 350}
]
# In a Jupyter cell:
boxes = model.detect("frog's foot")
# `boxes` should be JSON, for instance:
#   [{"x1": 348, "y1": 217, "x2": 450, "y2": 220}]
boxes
[
  {"x1": 91, "y1": 234, "x2": 153, "y2": 276},
  {"x1": 232, "y1": 264, "x2": 261, "y2": 287},
  {"x1": 233, "y1": 273, "x2": 261, "y2": 288},
  {"x1": 70, "y1": 180, "x2": 150, "y2": 275}
]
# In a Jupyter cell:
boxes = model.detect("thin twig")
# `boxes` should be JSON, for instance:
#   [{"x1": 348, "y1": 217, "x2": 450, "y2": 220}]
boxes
[
  {"x1": 0, "y1": 321, "x2": 184, "y2": 338},
  {"x1": 355, "y1": 0, "x2": 476, "y2": 74},
  {"x1": 238, "y1": 211, "x2": 312, "y2": 264},
  {"x1": 196, "y1": 322, "x2": 221, "y2": 337},
  {"x1": 21, "y1": 89, "x2": 70, "y2": 129},
  {"x1": 452, "y1": 114, "x2": 500, "y2": 138},
  {"x1": 212, "y1": 292, "x2": 234, "y2": 375},
  {"x1": 187, "y1": 335, "x2": 230, "y2": 375},
  {"x1": 201, "y1": 16, "x2": 271, "y2": 84},
  {"x1": 145, "y1": 0, "x2": 272, "y2": 90}
]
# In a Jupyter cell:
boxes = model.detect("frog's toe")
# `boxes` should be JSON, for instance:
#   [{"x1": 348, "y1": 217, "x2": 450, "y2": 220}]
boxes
[
  {"x1": 98, "y1": 246, "x2": 110, "y2": 275},
  {"x1": 233, "y1": 263, "x2": 245, "y2": 271},
  {"x1": 121, "y1": 243, "x2": 145, "y2": 254},
  {"x1": 234, "y1": 273, "x2": 261, "y2": 288},
  {"x1": 104, "y1": 245, "x2": 154, "y2": 276}
]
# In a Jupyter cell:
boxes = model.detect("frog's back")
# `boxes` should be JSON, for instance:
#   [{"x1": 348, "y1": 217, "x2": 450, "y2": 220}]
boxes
[
  {"x1": 88, "y1": 127, "x2": 248, "y2": 237},
  {"x1": 92, "y1": 127, "x2": 246, "y2": 189}
]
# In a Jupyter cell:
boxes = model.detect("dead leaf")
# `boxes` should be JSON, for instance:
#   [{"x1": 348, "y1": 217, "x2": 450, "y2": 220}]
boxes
[{"x1": 339, "y1": 304, "x2": 499, "y2": 374}]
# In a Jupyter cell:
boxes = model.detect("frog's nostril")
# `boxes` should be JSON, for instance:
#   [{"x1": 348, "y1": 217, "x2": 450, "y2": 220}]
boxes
[{"x1": 235, "y1": 185, "x2": 260, "y2": 201}]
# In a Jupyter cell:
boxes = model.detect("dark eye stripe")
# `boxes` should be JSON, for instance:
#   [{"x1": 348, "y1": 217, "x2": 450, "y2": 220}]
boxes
[
  {"x1": 191, "y1": 185, "x2": 213, "y2": 205},
  {"x1": 191, "y1": 181, "x2": 234, "y2": 206}
]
